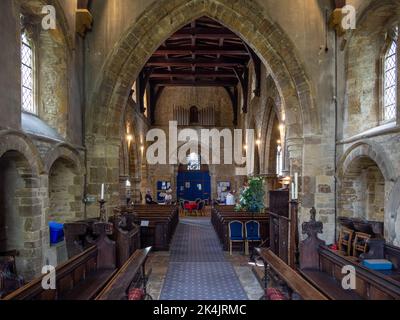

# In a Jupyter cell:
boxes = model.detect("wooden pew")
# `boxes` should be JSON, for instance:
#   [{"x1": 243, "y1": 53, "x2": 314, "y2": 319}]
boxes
[
  {"x1": 256, "y1": 248, "x2": 328, "y2": 300},
  {"x1": 298, "y1": 209, "x2": 400, "y2": 300},
  {"x1": 301, "y1": 246, "x2": 400, "y2": 300},
  {"x1": 96, "y1": 247, "x2": 152, "y2": 300},
  {"x1": 109, "y1": 212, "x2": 140, "y2": 268},
  {"x1": 64, "y1": 212, "x2": 140, "y2": 268},
  {"x1": 0, "y1": 250, "x2": 24, "y2": 298},
  {"x1": 2, "y1": 223, "x2": 117, "y2": 300},
  {"x1": 131, "y1": 205, "x2": 179, "y2": 250}
]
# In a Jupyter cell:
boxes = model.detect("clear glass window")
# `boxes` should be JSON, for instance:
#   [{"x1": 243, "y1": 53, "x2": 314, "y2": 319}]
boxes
[{"x1": 21, "y1": 31, "x2": 36, "y2": 114}]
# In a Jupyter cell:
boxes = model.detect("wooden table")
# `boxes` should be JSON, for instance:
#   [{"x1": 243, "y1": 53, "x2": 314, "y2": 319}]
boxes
[{"x1": 256, "y1": 248, "x2": 328, "y2": 300}]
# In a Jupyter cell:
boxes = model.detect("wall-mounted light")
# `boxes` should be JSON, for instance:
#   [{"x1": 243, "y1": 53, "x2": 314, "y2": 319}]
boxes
[
  {"x1": 281, "y1": 176, "x2": 291, "y2": 186},
  {"x1": 140, "y1": 145, "x2": 145, "y2": 152},
  {"x1": 279, "y1": 124, "x2": 285, "y2": 131},
  {"x1": 126, "y1": 134, "x2": 133, "y2": 142},
  {"x1": 243, "y1": 144, "x2": 248, "y2": 150},
  {"x1": 256, "y1": 139, "x2": 261, "y2": 146},
  {"x1": 126, "y1": 179, "x2": 131, "y2": 187},
  {"x1": 277, "y1": 139, "x2": 281, "y2": 145}
]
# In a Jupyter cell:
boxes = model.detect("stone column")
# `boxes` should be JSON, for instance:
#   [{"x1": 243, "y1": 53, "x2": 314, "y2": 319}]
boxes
[{"x1": 86, "y1": 135, "x2": 120, "y2": 218}]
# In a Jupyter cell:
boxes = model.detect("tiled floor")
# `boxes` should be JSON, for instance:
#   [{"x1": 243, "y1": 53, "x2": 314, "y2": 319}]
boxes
[{"x1": 147, "y1": 218, "x2": 263, "y2": 300}]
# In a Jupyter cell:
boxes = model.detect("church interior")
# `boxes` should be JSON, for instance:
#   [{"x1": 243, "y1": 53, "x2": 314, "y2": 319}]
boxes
[{"x1": 1, "y1": 0, "x2": 400, "y2": 301}]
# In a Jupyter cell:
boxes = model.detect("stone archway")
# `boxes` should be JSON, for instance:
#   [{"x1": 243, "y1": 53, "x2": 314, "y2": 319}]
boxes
[
  {"x1": 338, "y1": 141, "x2": 397, "y2": 242},
  {"x1": 45, "y1": 145, "x2": 85, "y2": 223},
  {"x1": 0, "y1": 131, "x2": 44, "y2": 279},
  {"x1": 85, "y1": 0, "x2": 318, "y2": 211}
]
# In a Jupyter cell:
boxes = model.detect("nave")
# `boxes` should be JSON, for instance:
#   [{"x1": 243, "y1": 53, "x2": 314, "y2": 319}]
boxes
[{"x1": 2, "y1": 0, "x2": 400, "y2": 303}]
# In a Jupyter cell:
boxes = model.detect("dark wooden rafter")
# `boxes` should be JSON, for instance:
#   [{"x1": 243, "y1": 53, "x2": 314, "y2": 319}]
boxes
[
  {"x1": 244, "y1": 43, "x2": 261, "y2": 97},
  {"x1": 146, "y1": 57, "x2": 246, "y2": 67},
  {"x1": 137, "y1": 68, "x2": 153, "y2": 113},
  {"x1": 224, "y1": 86, "x2": 239, "y2": 126},
  {"x1": 152, "y1": 79, "x2": 238, "y2": 87},
  {"x1": 136, "y1": 16, "x2": 254, "y2": 119},
  {"x1": 150, "y1": 71, "x2": 237, "y2": 78},
  {"x1": 233, "y1": 67, "x2": 249, "y2": 113}
]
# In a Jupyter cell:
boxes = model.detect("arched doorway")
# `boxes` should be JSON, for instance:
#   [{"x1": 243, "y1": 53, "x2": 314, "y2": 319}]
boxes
[
  {"x1": 177, "y1": 153, "x2": 211, "y2": 202},
  {"x1": 338, "y1": 142, "x2": 397, "y2": 241}
]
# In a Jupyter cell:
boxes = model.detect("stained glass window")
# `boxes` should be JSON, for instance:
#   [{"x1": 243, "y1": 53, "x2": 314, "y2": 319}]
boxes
[
  {"x1": 21, "y1": 30, "x2": 36, "y2": 114},
  {"x1": 383, "y1": 28, "x2": 398, "y2": 122}
]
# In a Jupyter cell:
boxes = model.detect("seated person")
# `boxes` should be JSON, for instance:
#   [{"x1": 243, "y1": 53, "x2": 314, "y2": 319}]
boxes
[{"x1": 145, "y1": 190, "x2": 158, "y2": 205}]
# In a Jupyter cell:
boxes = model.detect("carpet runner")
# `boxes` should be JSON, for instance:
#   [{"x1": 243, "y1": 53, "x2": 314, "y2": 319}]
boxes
[{"x1": 160, "y1": 218, "x2": 248, "y2": 300}]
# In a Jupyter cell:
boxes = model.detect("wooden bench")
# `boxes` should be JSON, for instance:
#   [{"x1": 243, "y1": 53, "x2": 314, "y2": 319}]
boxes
[
  {"x1": 299, "y1": 209, "x2": 400, "y2": 300},
  {"x1": 301, "y1": 247, "x2": 400, "y2": 300},
  {"x1": 65, "y1": 212, "x2": 140, "y2": 268},
  {"x1": 2, "y1": 222, "x2": 117, "y2": 300},
  {"x1": 0, "y1": 250, "x2": 24, "y2": 298},
  {"x1": 256, "y1": 248, "x2": 327, "y2": 300},
  {"x1": 96, "y1": 247, "x2": 152, "y2": 300},
  {"x1": 109, "y1": 212, "x2": 140, "y2": 268},
  {"x1": 131, "y1": 205, "x2": 179, "y2": 250}
]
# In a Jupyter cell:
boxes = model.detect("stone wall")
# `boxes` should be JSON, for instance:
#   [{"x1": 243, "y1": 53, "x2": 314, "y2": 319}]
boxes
[{"x1": 48, "y1": 158, "x2": 84, "y2": 223}]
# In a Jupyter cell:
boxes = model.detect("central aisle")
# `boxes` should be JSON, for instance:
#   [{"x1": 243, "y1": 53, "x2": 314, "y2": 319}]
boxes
[{"x1": 160, "y1": 218, "x2": 248, "y2": 300}]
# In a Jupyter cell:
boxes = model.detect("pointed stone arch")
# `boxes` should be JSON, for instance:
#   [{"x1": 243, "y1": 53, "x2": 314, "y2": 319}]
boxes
[{"x1": 85, "y1": 0, "x2": 318, "y2": 209}]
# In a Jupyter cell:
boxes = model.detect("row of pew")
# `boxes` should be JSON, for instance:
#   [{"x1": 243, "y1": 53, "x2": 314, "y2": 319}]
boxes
[
  {"x1": 2, "y1": 222, "x2": 151, "y2": 300},
  {"x1": 127, "y1": 204, "x2": 179, "y2": 251},
  {"x1": 2, "y1": 204, "x2": 179, "y2": 300},
  {"x1": 257, "y1": 209, "x2": 400, "y2": 300},
  {"x1": 211, "y1": 205, "x2": 269, "y2": 251}
]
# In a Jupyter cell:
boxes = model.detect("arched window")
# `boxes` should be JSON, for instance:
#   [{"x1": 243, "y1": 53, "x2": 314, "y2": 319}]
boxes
[
  {"x1": 189, "y1": 106, "x2": 199, "y2": 124},
  {"x1": 21, "y1": 28, "x2": 36, "y2": 114},
  {"x1": 383, "y1": 27, "x2": 398, "y2": 122},
  {"x1": 187, "y1": 152, "x2": 200, "y2": 171}
]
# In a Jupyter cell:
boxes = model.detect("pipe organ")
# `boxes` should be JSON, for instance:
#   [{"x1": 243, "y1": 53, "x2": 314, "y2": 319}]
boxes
[{"x1": 173, "y1": 105, "x2": 216, "y2": 126}]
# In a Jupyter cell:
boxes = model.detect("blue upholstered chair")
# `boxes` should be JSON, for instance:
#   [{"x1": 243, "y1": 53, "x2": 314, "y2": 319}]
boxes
[
  {"x1": 245, "y1": 220, "x2": 261, "y2": 255},
  {"x1": 229, "y1": 221, "x2": 245, "y2": 255}
]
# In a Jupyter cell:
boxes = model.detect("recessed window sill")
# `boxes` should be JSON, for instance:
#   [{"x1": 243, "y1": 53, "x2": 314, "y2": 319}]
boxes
[{"x1": 338, "y1": 121, "x2": 399, "y2": 145}]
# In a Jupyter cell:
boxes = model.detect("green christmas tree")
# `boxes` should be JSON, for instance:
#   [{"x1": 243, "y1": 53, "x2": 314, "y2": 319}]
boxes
[{"x1": 235, "y1": 177, "x2": 265, "y2": 213}]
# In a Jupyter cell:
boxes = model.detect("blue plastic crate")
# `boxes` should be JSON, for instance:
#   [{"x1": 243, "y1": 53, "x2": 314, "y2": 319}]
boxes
[{"x1": 49, "y1": 221, "x2": 64, "y2": 245}]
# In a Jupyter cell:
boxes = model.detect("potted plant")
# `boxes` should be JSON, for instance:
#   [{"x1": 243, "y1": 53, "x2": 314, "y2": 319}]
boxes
[{"x1": 235, "y1": 177, "x2": 265, "y2": 213}]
